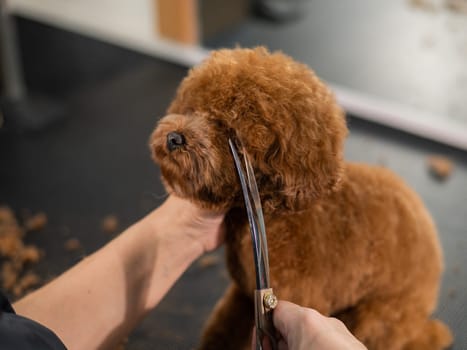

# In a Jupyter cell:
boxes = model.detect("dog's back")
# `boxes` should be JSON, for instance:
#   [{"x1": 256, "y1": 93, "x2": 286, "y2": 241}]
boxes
[{"x1": 231, "y1": 162, "x2": 452, "y2": 349}]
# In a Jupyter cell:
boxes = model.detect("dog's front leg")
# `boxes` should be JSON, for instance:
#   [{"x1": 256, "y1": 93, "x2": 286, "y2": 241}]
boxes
[{"x1": 197, "y1": 283, "x2": 254, "y2": 350}]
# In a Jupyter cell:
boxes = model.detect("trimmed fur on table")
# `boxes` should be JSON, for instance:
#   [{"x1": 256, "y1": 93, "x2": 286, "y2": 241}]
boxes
[{"x1": 0, "y1": 207, "x2": 43, "y2": 298}]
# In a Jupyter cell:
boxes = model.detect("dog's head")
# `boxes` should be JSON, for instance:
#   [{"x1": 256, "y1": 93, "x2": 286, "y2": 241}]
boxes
[{"x1": 150, "y1": 47, "x2": 347, "y2": 212}]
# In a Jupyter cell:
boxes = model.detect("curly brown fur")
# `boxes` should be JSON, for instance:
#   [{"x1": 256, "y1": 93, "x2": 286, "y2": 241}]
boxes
[{"x1": 150, "y1": 47, "x2": 452, "y2": 350}]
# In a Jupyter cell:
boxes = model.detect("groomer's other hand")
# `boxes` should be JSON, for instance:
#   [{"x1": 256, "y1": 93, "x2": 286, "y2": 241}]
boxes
[
  {"x1": 272, "y1": 301, "x2": 367, "y2": 350},
  {"x1": 14, "y1": 194, "x2": 226, "y2": 350},
  {"x1": 150, "y1": 195, "x2": 226, "y2": 253}
]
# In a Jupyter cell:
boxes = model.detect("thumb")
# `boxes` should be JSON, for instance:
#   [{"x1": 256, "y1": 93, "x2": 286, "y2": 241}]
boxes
[
  {"x1": 273, "y1": 300, "x2": 306, "y2": 340},
  {"x1": 273, "y1": 300, "x2": 327, "y2": 349}
]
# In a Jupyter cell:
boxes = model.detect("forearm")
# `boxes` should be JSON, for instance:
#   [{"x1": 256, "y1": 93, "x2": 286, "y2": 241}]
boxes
[{"x1": 14, "y1": 200, "x2": 206, "y2": 350}]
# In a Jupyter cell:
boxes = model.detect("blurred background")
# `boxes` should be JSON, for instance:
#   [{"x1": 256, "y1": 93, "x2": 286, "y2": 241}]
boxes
[{"x1": 0, "y1": 0, "x2": 466, "y2": 349}]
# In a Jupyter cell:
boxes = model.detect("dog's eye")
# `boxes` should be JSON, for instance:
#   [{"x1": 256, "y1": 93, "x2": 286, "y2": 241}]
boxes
[
  {"x1": 212, "y1": 119, "x2": 226, "y2": 130},
  {"x1": 166, "y1": 131, "x2": 186, "y2": 151}
]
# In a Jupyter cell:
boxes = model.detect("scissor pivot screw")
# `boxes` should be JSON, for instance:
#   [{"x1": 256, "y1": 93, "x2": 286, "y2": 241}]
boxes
[{"x1": 263, "y1": 293, "x2": 278, "y2": 310}]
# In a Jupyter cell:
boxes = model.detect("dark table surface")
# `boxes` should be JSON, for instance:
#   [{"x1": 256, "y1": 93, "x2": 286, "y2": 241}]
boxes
[{"x1": 0, "y1": 17, "x2": 466, "y2": 350}]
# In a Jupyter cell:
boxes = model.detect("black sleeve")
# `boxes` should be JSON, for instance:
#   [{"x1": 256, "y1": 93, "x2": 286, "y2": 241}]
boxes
[{"x1": 0, "y1": 291, "x2": 67, "y2": 350}]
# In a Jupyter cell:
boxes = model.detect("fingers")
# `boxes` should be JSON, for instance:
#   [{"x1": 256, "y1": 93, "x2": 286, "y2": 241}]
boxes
[
  {"x1": 273, "y1": 300, "x2": 321, "y2": 340},
  {"x1": 272, "y1": 300, "x2": 368, "y2": 350}
]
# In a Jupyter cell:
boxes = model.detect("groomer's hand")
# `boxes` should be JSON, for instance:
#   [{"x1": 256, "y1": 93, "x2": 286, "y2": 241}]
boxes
[
  {"x1": 151, "y1": 195, "x2": 226, "y2": 253},
  {"x1": 14, "y1": 194, "x2": 226, "y2": 350},
  {"x1": 272, "y1": 301, "x2": 367, "y2": 350}
]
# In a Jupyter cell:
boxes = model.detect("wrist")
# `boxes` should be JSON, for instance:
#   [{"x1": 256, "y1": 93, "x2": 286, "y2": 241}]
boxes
[
  {"x1": 115, "y1": 195, "x2": 224, "y2": 312},
  {"x1": 134, "y1": 202, "x2": 205, "y2": 310}
]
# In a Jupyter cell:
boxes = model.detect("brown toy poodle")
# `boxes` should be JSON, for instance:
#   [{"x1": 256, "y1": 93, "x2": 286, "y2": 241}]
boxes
[{"x1": 150, "y1": 47, "x2": 452, "y2": 350}]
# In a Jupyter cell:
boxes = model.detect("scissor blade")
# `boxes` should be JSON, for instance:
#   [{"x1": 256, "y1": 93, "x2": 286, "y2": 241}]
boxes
[
  {"x1": 229, "y1": 139, "x2": 264, "y2": 288},
  {"x1": 242, "y1": 150, "x2": 270, "y2": 284},
  {"x1": 229, "y1": 138, "x2": 276, "y2": 350}
]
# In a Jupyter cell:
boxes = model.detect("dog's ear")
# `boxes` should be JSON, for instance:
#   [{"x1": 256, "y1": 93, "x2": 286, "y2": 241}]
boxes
[{"x1": 255, "y1": 103, "x2": 347, "y2": 213}]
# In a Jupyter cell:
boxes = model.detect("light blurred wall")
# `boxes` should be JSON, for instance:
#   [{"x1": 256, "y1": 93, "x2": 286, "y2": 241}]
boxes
[
  {"x1": 7, "y1": 0, "x2": 208, "y2": 66},
  {"x1": 9, "y1": 0, "x2": 157, "y2": 41}
]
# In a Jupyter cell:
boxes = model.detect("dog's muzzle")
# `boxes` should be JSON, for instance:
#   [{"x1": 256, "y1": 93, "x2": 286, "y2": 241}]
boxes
[{"x1": 166, "y1": 131, "x2": 185, "y2": 151}]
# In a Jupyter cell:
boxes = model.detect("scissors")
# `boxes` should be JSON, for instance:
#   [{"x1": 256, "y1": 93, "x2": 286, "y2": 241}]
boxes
[{"x1": 229, "y1": 138, "x2": 278, "y2": 350}]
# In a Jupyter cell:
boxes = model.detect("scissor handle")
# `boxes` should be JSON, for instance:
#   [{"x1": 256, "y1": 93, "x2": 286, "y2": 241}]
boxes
[{"x1": 254, "y1": 288, "x2": 278, "y2": 350}]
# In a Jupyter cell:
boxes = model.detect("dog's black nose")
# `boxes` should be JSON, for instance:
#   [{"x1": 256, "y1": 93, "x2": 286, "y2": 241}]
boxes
[{"x1": 166, "y1": 131, "x2": 185, "y2": 151}]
